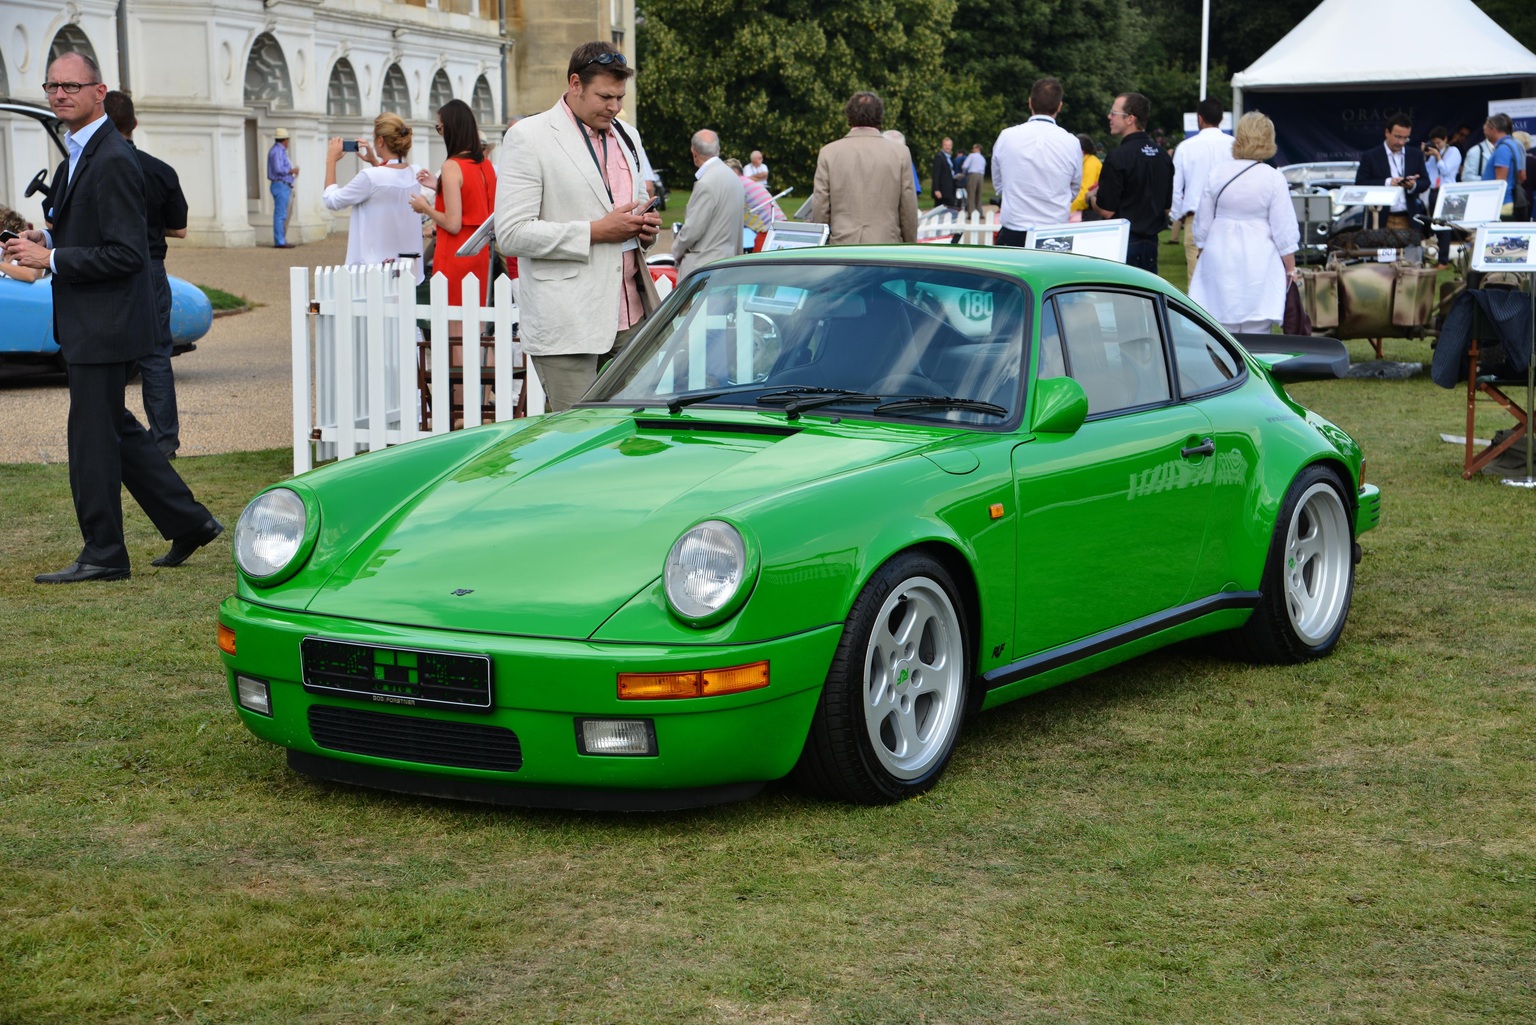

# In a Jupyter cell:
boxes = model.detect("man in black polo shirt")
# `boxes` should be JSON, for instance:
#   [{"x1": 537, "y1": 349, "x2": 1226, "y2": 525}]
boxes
[
  {"x1": 1091, "y1": 91, "x2": 1173, "y2": 273},
  {"x1": 105, "y1": 91, "x2": 189, "y2": 459}
]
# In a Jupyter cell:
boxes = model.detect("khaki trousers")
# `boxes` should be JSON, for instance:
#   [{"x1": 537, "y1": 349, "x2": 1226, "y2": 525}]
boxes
[
  {"x1": 530, "y1": 329, "x2": 633, "y2": 412},
  {"x1": 1181, "y1": 213, "x2": 1199, "y2": 280}
]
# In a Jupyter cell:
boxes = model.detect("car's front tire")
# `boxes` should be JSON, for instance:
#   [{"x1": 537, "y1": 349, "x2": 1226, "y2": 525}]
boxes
[
  {"x1": 1235, "y1": 465, "x2": 1356, "y2": 663},
  {"x1": 793, "y1": 553, "x2": 971, "y2": 804}
]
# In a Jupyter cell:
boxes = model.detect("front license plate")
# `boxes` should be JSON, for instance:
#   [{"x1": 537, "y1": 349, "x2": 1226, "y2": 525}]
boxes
[{"x1": 300, "y1": 637, "x2": 493, "y2": 712}]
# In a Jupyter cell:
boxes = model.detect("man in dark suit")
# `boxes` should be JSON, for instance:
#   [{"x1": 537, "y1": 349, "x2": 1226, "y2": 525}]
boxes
[
  {"x1": 105, "y1": 90, "x2": 189, "y2": 459},
  {"x1": 3, "y1": 51, "x2": 221, "y2": 584},
  {"x1": 931, "y1": 137, "x2": 959, "y2": 211},
  {"x1": 1354, "y1": 115, "x2": 1429, "y2": 231}
]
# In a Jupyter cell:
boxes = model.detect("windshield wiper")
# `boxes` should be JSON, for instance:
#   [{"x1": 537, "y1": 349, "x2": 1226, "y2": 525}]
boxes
[
  {"x1": 637, "y1": 385, "x2": 765, "y2": 415},
  {"x1": 873, "y1": 395, "x2": 1009, "y2": 417},
  {"x1": 757, "y1": 387, "x2": 883, "y2": 418}
]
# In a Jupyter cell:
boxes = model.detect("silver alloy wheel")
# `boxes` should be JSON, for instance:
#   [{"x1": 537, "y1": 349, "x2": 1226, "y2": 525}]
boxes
[
  {"x1": 862, "y1": 576, "x2": 966, "y2": 780},
  {"x1": 1283, "y1": 481, "x2": 1353, "y2": 646}
]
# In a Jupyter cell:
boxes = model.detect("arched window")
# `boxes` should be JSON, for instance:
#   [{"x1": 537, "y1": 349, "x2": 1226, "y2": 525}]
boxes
[
  {"x1": 49, "y1": 25, "x2": 99, "y2": 68},
  {"x1": 471, "y1": 76, "x2": 495, "y2": 129},
  {"x1": 244, "y1": 33, "x2": 294, "y2": 110},
  {"x1": 381, "y1": 64, "x2": 410, "y2": 119},
  {"x1": 429, "y1": 69, "x2": 453, "y2": 116},
  {"x1": 327, "y1": 59, "x2": 361, "y2": 117}
]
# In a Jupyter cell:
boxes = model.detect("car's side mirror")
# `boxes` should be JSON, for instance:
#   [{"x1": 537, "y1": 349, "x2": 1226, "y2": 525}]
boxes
[{"x1": 1030, "y1": 376, "x2": 1088, "y2": 436}]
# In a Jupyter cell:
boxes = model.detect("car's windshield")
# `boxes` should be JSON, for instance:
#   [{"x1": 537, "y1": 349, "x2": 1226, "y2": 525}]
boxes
[{"x1": 591, "y1": 262, "x2": 1029, "y2": 427}]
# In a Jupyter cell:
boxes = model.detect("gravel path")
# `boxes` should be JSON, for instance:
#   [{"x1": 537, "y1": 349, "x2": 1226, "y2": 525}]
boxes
[{"x1": 0, "y1": 234, "x2": 350, "y2": 464}]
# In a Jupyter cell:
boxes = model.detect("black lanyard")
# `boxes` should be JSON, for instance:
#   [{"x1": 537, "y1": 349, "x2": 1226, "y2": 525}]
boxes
[{"x1": 579, "y1": 122, "x2": 613, "y2": 204}]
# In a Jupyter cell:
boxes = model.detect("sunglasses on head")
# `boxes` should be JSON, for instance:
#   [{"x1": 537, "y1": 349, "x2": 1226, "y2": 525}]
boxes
[{"x1": 580, "y1": 51, "x2": 627, "y2": 70}]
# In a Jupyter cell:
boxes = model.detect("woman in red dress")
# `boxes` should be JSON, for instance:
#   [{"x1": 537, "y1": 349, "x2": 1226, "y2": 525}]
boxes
[{"x1": 411, "y1": 99, "x2": 497, "y2": 309}]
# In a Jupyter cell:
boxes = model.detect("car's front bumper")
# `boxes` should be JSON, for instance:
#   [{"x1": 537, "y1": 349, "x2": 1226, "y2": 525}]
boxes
[{"x1": 218, "y1": 596, "x2": 841, "y2": 809}]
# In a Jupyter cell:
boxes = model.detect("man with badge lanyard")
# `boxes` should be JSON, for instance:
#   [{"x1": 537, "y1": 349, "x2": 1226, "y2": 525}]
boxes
[{"x1": 494, "y1": 41, "x2": 661, "y2": 412}]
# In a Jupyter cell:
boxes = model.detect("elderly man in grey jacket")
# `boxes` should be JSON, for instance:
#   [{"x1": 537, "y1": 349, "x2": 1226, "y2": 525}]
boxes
[{"x1": 672, "y1": 129, "x2": 745, "y2": 278}]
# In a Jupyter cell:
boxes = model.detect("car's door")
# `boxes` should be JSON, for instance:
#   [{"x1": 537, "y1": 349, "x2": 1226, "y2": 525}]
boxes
[{"x1": 1011, "y1": 288, "x2": 1217, "y2": 656}]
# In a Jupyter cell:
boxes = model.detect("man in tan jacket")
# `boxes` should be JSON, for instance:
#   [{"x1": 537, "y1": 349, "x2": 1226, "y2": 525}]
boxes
[{"x1": 810, "y1": 91, "x2": 918, "y2": 245}]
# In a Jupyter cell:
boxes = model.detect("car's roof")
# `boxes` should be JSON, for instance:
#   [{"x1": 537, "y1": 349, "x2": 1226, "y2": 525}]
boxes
[{"x1": 711, "y1": 244, "x2": 1182, "y2": 297}]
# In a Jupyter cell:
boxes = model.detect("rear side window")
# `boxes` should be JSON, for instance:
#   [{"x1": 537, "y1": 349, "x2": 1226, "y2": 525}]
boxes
[{"x1": 1166, "y1": 304, "x2": 1243, "y2": 396}]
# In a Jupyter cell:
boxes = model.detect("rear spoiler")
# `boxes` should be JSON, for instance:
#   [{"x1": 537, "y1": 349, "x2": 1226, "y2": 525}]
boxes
[{"x1": 1234, "y1": 333, "x2": 1349, "y2": 381}]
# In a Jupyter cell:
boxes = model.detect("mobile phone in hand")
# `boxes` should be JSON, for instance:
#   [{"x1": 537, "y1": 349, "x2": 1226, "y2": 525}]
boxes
[
  {"x1": 342, "y1": 140, "x2": 359, "y2": 153},
  {"x1": 0, "y1": 230, "x2": 18, "y2": 243},
  {"x1": 638, "y1": 195, "x2": 660, "y2": 215}
]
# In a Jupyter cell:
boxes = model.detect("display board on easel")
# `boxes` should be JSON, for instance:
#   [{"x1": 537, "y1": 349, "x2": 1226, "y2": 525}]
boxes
[{"x1": 1023, "y1": 219, "x2": 1132, "y2": 262}]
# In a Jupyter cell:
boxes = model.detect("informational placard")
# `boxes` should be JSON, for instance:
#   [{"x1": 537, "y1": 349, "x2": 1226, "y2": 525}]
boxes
[
  {"x1": 1335, "y1": 185, "x2": 1406, "y2": 208},
  {"x1": 1470, "y1": 223, "x2": 1536, "y2": 272},
  {"x1": 1023, "y1": 218, "x2": 1131, "y2": 263},
  {"x1": 1488, "y1": 97, "x2": 1536, "y2": 135},
  {"x1": 456, "y1": 217, "x2": 496, "y2": 258},
  {"x1": 1432, "y1": 180, "x2": 1510, "y2": 227},
  {"x1": 760, "y1": 222, "x2": 830, "y2": 252}
]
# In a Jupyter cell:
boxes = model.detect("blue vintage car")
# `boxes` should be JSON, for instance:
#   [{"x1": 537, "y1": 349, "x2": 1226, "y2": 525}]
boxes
[{"x1": 0, "y1": 100, "x2": 213, "y2": 373}]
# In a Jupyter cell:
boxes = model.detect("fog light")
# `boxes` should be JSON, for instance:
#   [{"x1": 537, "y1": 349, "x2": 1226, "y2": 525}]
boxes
[
  {"x1": 236, "y1": 675, "x2": 271, "y2": 716},
  {"x1": 576, "y1": 718, "x2": 657, "y2": 756}
]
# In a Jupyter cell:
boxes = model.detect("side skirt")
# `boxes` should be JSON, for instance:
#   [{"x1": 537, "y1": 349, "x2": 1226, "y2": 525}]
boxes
[{"x1": 980, "y1": 591, "x2": 1262, "y2": 704}]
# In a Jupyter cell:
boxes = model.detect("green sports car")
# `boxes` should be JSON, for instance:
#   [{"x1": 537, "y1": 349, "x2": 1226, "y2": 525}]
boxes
[{"x1": 218, "y1": 247, "x2": 1380, "y2": 810}]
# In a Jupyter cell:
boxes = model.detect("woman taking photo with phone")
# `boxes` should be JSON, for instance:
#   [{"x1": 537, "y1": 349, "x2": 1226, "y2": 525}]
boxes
[
  {"x1": 322, "y1": 112, "x2": 424, "y2": 284},
  {"x1": 410, "y1": 99, "x2": 497, "y2": 310}
]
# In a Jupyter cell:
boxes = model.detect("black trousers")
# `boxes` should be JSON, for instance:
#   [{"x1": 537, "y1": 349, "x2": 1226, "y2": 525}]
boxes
[{"x1": 66, "y1": 360, "x2": 210, "y2": 568}]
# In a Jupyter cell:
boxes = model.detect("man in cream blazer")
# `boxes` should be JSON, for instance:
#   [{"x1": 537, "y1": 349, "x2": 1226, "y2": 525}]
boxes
[
  {"x1": 495, "y1": 41, "x2": 661, "y2": 411},
  {"x1": 672, "y1": 129, "x2": 744, "y2": 279}
]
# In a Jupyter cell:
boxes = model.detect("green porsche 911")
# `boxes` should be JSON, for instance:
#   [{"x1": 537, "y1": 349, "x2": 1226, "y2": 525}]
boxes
[{"x1": 218, "y1": 246, "x2": 1380, "y2": 810}]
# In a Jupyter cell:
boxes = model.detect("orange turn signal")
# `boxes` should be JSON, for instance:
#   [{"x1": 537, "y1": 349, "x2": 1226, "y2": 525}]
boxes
[
  {"x1": 989, "y1": 503, "x2": 1005, "y2": 519},
  {"x1": 618, "y1": 661, "x2": 769, "y2": 700},
  {"x1": 217, "y1": 623, "x2": 237, "y2": 656}
]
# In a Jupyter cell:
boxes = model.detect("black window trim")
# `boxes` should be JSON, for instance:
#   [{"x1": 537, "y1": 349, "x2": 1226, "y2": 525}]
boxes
[
  {"x1": 1041, "y1": 284, "x2": 1176, "y2": 421},
  {"x1": 1159, "y1": 297, "x2": 1250, "y2": 402}
]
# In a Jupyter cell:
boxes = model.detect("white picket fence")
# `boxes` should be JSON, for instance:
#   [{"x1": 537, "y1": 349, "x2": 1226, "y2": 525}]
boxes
[
  {"x1": 289, "y1": 262, "x2": 542, "y2": 475},
  {"x1": 915, "y1": 209, "x2": 1001, "y2": 245}
]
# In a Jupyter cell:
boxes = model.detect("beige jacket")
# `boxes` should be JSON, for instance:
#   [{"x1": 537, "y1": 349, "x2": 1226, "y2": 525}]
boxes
[
  {"x1": 494, "y1": 99, "x2": 649, "y2": 356},
  {"x1": 810, "y1": 127, "x2": 918, "y2": 245}
]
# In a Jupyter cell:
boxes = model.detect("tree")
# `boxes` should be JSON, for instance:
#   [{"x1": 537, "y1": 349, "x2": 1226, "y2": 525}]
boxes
[{"x1": 636, "y1": 0, "x2": 997, "y2": 192}]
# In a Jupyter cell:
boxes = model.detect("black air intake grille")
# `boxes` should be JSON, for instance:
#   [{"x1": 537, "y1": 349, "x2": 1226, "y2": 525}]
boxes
[{"x1": 308, "y1": 705, "x2": 522, "y2": 772}]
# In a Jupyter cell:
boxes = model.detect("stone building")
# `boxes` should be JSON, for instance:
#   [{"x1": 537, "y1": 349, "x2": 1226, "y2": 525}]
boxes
[{"x1": 0, "y1": 0, "x2": 635, "y2": 246}]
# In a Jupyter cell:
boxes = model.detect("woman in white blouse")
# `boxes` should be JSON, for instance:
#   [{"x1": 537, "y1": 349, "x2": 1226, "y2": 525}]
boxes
[
  {"x1": 1188, "y1": 111, "x2": 1299, "y2": 334},
  {"x1": 322, "y1": 113, "x2": 425, "y2": 285}
]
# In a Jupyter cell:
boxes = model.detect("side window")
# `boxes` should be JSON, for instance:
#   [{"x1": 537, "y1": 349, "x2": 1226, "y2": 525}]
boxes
[
  {"x1": 1054, "y1": 291, "x2": 1171, "y2": 415},
  {"x1": 1167, "y1": 304, "x2": 1242, "y2": 396},
  {"x1": 1038, "y1": 299, "x2": 1065, "y2": 378}
]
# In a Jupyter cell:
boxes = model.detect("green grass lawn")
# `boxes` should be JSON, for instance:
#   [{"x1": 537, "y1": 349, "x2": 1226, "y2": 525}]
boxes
[{"x1": 3, "y1": 263, "x2": 1535, "y2": 1023}]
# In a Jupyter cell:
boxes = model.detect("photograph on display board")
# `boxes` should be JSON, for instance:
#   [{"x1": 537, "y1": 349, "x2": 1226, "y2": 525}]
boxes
[
  {"x1": 1471, "y1": 224, "x2": 1536, "y2": 271},
  {"x1": 1024, "y1": 219, "x2": 1131, "y2": 262},
  {"x1": 1432, "y1": 181, "x2": 1508, "y2": 226}
]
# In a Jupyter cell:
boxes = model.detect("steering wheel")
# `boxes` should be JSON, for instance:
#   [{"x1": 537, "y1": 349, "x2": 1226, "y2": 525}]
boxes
[{"x1": 24, "y1": 168, "x2": 52, "y2": 199}]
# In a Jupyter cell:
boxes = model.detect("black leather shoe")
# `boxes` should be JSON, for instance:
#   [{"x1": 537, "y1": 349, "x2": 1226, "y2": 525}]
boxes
[
  {"x1": 153, "y1": 518, "x2": 224, "y2": 567},
  {"x1": 35, "y1": 561, "x2": 131, "y2": 584}
]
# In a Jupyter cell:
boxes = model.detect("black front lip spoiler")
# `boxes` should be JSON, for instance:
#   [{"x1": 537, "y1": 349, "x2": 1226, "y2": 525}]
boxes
[
  {"x1": 982, "y1": 591, "x2": 1262, "y2": 690},
  {"x1": 286, "y1": 749, "x2": 765, "y2": 812}
]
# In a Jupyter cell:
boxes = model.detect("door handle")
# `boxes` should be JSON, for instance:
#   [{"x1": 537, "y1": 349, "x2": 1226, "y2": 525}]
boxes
[{"x1": 1180, "y1": 437, "x2": 1215, "y2": 459}]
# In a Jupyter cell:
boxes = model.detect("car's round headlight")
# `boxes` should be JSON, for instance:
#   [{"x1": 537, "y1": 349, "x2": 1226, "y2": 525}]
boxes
[
  {"x1": 665, "y1": 520, "x2": 748, "y2": 622},
  {"x1": 234, "y1": 488, "x2": 308, "y2": 581}
]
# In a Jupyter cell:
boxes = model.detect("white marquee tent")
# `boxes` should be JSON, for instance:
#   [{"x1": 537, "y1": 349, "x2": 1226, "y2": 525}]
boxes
[
  {"x1": 1229, "y1": 0, "x2": 1536, "y2": 163},
  {"x1": 1232, "y1": 0, "x2": 1536, "y2": 111}
]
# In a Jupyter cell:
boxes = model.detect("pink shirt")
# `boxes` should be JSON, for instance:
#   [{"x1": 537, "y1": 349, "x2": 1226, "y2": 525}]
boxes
[{"x1": 562, "y1": 97, "x2": 645, "y2": 331}]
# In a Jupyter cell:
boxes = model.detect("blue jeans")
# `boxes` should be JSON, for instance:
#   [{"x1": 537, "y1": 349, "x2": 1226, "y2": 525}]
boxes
[{"x1": 271, "y1": 180, "x2": 292, "y2": 246}]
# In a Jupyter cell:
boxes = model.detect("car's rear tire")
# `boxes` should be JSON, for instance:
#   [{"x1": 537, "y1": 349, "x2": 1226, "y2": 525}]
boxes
[
  {"x1": 1234, "y1": 465, "x2": 1355, "y2": 663},
  {"x1": 793, "y1": 553, "x2": 971, "y2": 804}
]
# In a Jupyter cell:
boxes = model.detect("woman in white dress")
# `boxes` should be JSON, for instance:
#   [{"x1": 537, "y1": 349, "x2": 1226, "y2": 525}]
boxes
[
  {"x1": 322, "y1": 112, "x2": 425, "y2": 285},
  {"x1": 1188, "y1": 112, "x2": 1299, "y2": 334}
]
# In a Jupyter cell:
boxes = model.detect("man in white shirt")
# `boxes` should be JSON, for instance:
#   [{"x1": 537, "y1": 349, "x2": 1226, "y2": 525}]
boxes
[
  {"x1": 961, "y1": 144, "x2": 986, "y2": 214},
  {"x1": 990, "y1": 77, "x2": 1081, "y2": 246},
  {"x1": 1170, "y1": 98, "x2": 1232, "y2": 278},
  {"x1": 747, "y1": 151, "x2": 769, "y2": 186}
]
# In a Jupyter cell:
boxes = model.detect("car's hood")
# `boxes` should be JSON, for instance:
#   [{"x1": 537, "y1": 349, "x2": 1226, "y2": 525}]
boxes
[{"x1": 304, "y1": 411, "x2": 940, "y2": 637}]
